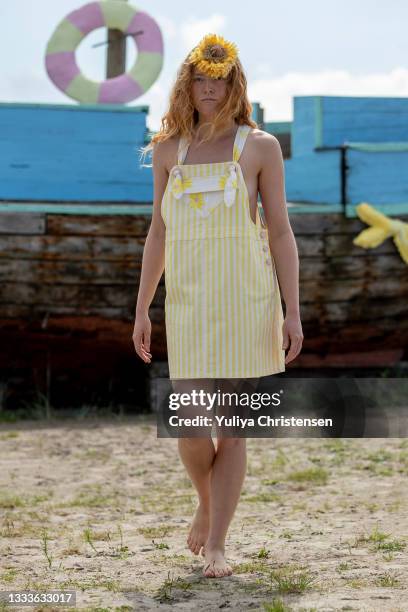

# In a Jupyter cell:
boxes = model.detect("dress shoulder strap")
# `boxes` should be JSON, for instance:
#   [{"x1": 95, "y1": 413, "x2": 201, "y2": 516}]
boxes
[
  {"x1": 233, "y1": 124, "x2": 252, "y2": 162},
  {"x1": 177, "y1": 135, "x2": 190, "y2": 165}
]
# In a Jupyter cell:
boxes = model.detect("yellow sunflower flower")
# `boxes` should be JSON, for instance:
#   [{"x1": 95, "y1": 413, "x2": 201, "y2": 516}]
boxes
[
  {"x1": 188, "y1": 193, "x2": 205, "y2": 210},
  {"x1": 171, "y1": 176, "x2": 192, "y2": 198},
  {"x1": 218, "y1": 175, "x2": 237, "y2": 190},
  {"x1": 188, "y1": 33, "x2": 238, "y2": 79}
]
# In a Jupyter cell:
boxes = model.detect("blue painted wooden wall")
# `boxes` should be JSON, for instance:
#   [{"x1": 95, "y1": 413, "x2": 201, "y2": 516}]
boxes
[
  {"x1": 2, "y1": 97, "x2": 408, "y2": 214},
  {"x1": 0, "y1": 102, "x2": 152, "y2": 202},
  {"x1": 285, "y1": 95, "x2": 408, "y2": 213}
]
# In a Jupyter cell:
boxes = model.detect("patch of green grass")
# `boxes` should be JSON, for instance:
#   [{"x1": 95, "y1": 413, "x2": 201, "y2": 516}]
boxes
[
  {"x1": 0, "y1": 431, "x2": 19, "y2": 439},
  {"x1": 150, "y1": 552, "x2": 190, "y2": 569},
  {"x1": 1, "y1": 568, "x2": 18, "y2": 583},
  {"x1": 308, "y1": 455, "x2": 324, "y2": 465},
  {"x1": 82, "y1": 525, "x2": 129, "y2": 559},
  {"x1": 364, "y1": 502, "x2": 379, "y2": 513},
  {"x1": 323, "y1": 439, "x2": 349, "y2": 454},
  {"x1": 63, "y1": 484, "x2": 122, "y2": 509},
  {"x1": 138, "y1": 525, "x2": 173, "y2": 539},
  {"x1": 0, "y1": 491, "x2": 53, "y2": 510},
  {"x1": 387, "y1": 499, "x2": 402, "y2": 512},
  {"x1": 292, "y1": 502, "x2": 307, "y2": 511},
  {"x1": 353, "y1": 525, "x2": 406, "y2": 554},
  {"x1": 257, "y1": 547, "x2": 270, "y2": 559},
  {"x1": 345, "y1": 578, "x2": 369, "y2": 589},
  {"x1": 153, "y1": 540, "x2": 169, "y2": 550},
  {"x1": 139, "y1": 492, "x2": 194, "y2": 514},
  {"x1": 75, "y1": 448, "x2": 112, "y2": 462},
  {"x1": 336, "y1": 561, "x2": 351, "y2": 572},
  {"x1": 374, "y1": 572, "x2": 400, "y2": 587},
  {"x1": 286, "y1": 467, "x2": 328, "y2": 485},
  {"x1": 0, "y1": 494, "x2": 25, "y2": 509},
  {"x1": 366, "y1": 463, "x2": 393, "y2": 476},
  {"x1": 263, "y1": 598, "x2": 292, "y2": 612},
  {"x1": 245, "y1": 492, "x2": 283, "y2": 503},
  {"x1": 261, "y1": 478, "x2": 281, "y2": 486},
  {"x1": 233, "y1": 559, "x2": 269, "y2": 574},
  {"x1": 1, "y1": 515, "x2": 50, "y2": 538},
  {"x1": 366, "y1": 450, "x2": 394, "y2": 463},
  {"x1": 279, "y1": 530, "x2": 294, "y2": 540},
  {"x1": 375, "y1": 539, "x2": 406, "y2": 552},
  {"x1": 267, "y1": 565, "x2": 316, "y2": 594},
  {"x1": 154, "y1": 571, "x2": 192, "y2": 603},
  {"x1": 354, "y1": 525, "x2": 388, "y2": 547},
  {"x1": 271, "y1": 449, "x2": 289, "y2": 468},
  {"x1": 58, "y1": 577, "x2": 122, "y2": 592}
]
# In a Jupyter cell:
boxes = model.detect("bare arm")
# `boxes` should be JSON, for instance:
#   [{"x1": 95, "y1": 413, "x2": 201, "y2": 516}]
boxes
[
  {"x1": 133, "y1": 141, "x2": 169, "y2": 363},
  {"x1": 258, "y1": 133, "x2": 303, "y2": 363}
]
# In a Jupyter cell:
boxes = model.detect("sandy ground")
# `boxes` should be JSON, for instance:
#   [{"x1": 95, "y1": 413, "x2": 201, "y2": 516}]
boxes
[{"x1": 0, "y1": 415, "x2": 407, "y2": 612}]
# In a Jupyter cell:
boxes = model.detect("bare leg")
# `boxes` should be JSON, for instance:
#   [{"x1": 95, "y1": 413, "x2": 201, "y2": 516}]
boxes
[
  {"x1": 203, "y1": 377, "x2": 259, "y2": 578},
  {"x1": 203, "y1": 437, "x2": 246, "y2": 577},
  {"x1": 172, "y1": 378, "x2": 215, "y2": 556}
]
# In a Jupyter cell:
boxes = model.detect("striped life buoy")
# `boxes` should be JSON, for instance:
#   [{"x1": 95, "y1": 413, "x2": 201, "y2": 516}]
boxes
[{"x1": 45, "y1": 1, "x2": 163, "y2": 104}]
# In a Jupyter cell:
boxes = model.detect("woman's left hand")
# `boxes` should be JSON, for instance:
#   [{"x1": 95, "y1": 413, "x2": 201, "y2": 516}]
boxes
[{"x1": 282, "y1": 313, "x2": 304, "y2": 364}]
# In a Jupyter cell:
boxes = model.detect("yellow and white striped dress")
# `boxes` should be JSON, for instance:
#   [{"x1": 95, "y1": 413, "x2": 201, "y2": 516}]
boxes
[{"x1": 161, "y1": 123, "x2": 285, "y2": 379}]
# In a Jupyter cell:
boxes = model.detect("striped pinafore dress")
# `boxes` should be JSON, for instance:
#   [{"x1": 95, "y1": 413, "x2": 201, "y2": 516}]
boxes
[{"x1": 161, "y1": 123, "x2": 285, "y2": 380}]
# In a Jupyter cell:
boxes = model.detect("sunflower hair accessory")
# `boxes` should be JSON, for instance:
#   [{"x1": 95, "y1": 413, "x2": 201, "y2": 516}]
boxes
[{"x1": 187, "y1": 33, "x2": 238, "y2": 79}]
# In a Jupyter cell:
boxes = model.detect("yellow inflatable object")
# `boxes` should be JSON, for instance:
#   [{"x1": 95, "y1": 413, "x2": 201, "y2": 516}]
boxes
[{"x1": 353, "y1": 203, "x2": 408, "y2": 265}]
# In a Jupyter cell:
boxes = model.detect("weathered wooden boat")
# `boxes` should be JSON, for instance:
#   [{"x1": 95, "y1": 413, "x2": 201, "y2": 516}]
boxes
[{"x1": 0, "y1": 96, "x2": 407, "y2": 408}]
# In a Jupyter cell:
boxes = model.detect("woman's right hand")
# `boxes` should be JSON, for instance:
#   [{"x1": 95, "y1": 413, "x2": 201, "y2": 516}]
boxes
[{"x1": 132, "y1": 312, "x2": 152, "y2": 363}]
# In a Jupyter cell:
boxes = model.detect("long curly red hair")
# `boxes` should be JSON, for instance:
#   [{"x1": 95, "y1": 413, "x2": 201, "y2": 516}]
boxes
[{"x1": 140, "y1": 49, "x2": 257, "y2": 165}]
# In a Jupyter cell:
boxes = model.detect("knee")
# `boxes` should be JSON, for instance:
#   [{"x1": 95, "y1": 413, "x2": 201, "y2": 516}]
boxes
[
  {"x1": 178, "y1": 436, "x2": 212, "y2": 451},
  {"x1": 216, "y1": 437, "x2": 246, "y2": 451}
]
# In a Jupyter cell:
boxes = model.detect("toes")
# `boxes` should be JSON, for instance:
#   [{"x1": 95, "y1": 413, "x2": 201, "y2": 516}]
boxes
[
  {"x1": 203, "y1": 562, "x2": 215, "y2": 577},
  {"x1": 193, "y1": 541, "x2": 201, "y2": 555},
  {"x1": 188, "y1": 538, "x2": 195, "y2": 552}
]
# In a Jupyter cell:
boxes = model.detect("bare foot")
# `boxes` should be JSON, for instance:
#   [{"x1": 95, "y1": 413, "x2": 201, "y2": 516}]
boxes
[
  {"x1": 187, "y1": 504, "x2": 209, "y2": 555},
  {"x1": 203, "y1": 547, "x2": 232, "y2": 578}
]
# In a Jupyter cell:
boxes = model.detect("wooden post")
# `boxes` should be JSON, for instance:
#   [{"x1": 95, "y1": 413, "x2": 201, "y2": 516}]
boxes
[{"x1": 106, "y1": 0, "x2": 128, "y2": 78}]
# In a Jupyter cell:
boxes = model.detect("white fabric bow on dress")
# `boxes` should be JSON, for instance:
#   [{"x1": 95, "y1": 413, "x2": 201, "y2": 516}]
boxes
[
  {"x1": 170, "y1": 164, "x2": 238, "y2": 214},
  {"x1": 223, "y1": 164, "x2": 238, "y2": 207}
]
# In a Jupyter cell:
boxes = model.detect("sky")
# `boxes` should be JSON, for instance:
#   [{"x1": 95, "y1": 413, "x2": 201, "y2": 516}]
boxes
[{"x1": 1, "y1": 0, "x2": 407, "y2": 131}]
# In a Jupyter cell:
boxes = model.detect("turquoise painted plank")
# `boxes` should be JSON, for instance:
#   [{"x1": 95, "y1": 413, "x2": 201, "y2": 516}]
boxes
[
  {"x1": 346, "y1": 148, "x2": 408, "y2": 205},
  {"x1": 0, "y1": 202, "x2": 345, "y2": 216},
  {"x1": 263, "y1": 121, "x2": 292, "y2": 135},
  {"x1": 0, "y1": 108, "x2": 146, "y2": 141},
  {"x1": 346, "y1": 142, "x2": 408, "y2": 152},
  {"x1": 345, "y1": 202, "x2": 408, "y2": 218},
  {"x1": 321, "y1": 97, "x2": 408, "y2": 148},
  {"x1": 292, "y1": 96, "x2": 408, "y2": 155},
  {"x1": 284, "y1": 149, "x2": 341, "y2": 204},
  {"x1": 0, "y1": 104, "x2": 150, "y2": 202},
  {"x1": 291, "y1": 97, "x2": 318, "y2": 156},
  {"x1": 0, "y1": 180, "x2": 152, "y2": 201},
  {"x1": 7, "y1": 202, "x2": 399, "y2": 217},
  {"x1": 287, "y1": 203, "x2": 343, "y2": 213},
  {"x1": 0, "y1": 203, "x2": 153, "y2": 214},
  {"x1": 0, "y1": 102, "x2": 149, "y2": 114}
]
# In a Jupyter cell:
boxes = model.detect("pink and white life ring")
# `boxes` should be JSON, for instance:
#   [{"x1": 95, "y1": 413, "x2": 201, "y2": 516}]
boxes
[{"x1": 45, "y1": 1, "x2": 163, "y2": 104}]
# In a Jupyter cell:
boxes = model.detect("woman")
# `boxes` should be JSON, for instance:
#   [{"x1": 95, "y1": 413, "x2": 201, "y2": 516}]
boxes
[{"x1": 134, "y1": 33, "x2": 303, "y2": 578}]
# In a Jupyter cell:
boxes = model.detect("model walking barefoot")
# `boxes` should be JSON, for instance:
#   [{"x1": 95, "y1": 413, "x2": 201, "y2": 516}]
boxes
[{"x1": 134, "y1": 33, "x2": 303, "y2": 578}]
